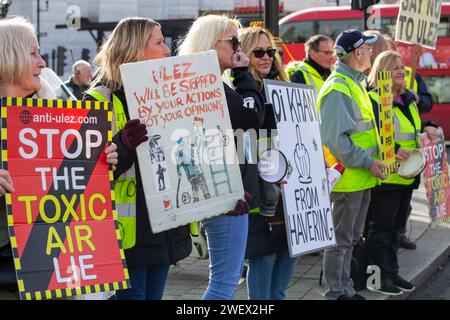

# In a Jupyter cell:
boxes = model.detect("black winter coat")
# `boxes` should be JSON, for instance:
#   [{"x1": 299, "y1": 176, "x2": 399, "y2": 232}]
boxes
[
  {"x1": 225, "y1": 67, "x2": 265, "y2": 210},
  {"x1": 84, "y1": 89, "x2": 192, "y2": 268},
  {"x1": 243, "y1": 71, "x2": 290, "y2": 259}
]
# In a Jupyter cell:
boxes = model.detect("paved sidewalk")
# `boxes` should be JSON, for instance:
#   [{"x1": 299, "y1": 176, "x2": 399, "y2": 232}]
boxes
[
  {"x1": 0, "y1": 184, "x2": 448, "y2": 300},
  {"x1": 163, "y1": 184, "x2": 450, "y2": 300}
]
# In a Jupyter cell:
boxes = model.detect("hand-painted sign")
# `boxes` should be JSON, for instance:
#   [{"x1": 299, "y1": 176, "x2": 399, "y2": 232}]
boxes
[
  {"x1": 395, "y1": 0, "x2": 442, "y2": 49},
  {"x1": 420, "y1": 128, "x2": 450, "y2": 226},
  {"x1": 264, "y1": 80, "x2": 336, "y2": 257},
  {"x1": 120, "y1": 51, "x2": 244, "y2": 233},
  {"x1": 377, "y1": 71, "x2": 396, "y2": 174}
]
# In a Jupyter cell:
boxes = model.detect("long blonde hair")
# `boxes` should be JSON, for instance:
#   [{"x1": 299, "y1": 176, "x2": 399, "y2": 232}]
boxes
[
  {"x1": 177, "y1": 15, "x2": 241, "y2": 55},
  {"x1": 0, "y1": 17, "x2": 36, "y2": 86},
  {"x1": 238, "y1": 26, "x2": 288, "y2": 91},
  {"x1": 90, "y1": 17, "x2": 160, "y2": 91},
  {"x1": 368, "y1": 50, "x2": 404, "y2": 92}
]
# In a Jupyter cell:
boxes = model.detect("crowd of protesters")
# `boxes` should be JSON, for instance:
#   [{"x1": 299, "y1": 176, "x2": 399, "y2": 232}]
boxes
[{"x1": 0, "y1": 12, "x2": 436, "y2": 301}]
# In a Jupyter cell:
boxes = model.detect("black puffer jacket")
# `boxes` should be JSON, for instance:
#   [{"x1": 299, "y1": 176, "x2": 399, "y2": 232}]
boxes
[
  {"x1": 85, "y1": 89, "x2": 192, "y2": 267},
  {"x1": 245, "y1": 71, "x2": 290, "y2": 259},
  {"x1": 225, "y1": 67, "x2": 265, "y2": 210}
]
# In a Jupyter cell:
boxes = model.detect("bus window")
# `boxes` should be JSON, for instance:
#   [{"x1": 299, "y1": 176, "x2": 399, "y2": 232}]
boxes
[
  {"x1": 380, "y1": 17, "x2": 397, "y2": 37},
  {"x1": 280, "y1": 19, "x2": 361, "y2": 43},
  {"x1": 280, "y1": 21, "x2": 314, "y2": 43},
  {"x1": 437, "y1": 16, "x2": 450, "y2": 37},
  {"x1": 422, "y1": 76, "x2": 450, "y2": 104}
]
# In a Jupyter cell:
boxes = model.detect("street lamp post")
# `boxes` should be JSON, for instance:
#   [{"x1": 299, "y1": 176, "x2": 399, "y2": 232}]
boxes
[{"x1": 264, "y1": 0, "x2": 279, "y2": 36}]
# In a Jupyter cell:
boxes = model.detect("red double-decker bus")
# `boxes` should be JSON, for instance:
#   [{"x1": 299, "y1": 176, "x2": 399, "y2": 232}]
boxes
[{"x1": 279, "y1": 4, "x2": 450, "y2": 139}]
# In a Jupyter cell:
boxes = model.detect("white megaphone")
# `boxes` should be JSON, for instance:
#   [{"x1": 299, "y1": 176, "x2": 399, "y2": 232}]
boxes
[{"x1": 257, "y1": 149, "x2": 292, "y2": 183}]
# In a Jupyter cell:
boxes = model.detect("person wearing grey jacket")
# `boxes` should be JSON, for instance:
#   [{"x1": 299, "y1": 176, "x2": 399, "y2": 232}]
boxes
[{"x1": 317, "y1": 30, "x2": 388, "y2": 300}]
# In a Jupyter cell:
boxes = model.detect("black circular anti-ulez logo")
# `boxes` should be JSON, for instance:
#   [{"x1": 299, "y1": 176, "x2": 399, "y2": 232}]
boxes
[{"x1": 19, "y1": 110, "x2": 33, "y2": 124}]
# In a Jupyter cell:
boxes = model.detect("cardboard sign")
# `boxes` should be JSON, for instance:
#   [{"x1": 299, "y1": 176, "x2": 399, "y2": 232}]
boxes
[
  {"x1": 395, "y1": 0, "x2": 442, "y2": 49},
  {"x1": 120, "y1": 51, "x2": 244, "y2": 233},
  {"x1": 420, "y1": 128, "x2": 450, "y2": 226},
  {"x1": 263, "y1": 80, "x2": 336, "y2": 257},
  {"x1": 377, "y1": 71, "x2": 396, "y2": 174},
  {"x1": 0, "y1": 98, "x2": 129, "y2": 300}
]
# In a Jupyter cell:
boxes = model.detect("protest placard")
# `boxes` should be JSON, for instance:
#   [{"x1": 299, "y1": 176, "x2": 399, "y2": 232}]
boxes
[
  {"x1": 395, "y1": 0, "x2": 442, "y2": 49},
  {"x1": 420, "y1": 128, "x2": 450, "y2": 226},
  {"x1": 377, "y1": 71, "x2": 396, "y2": 174},
  {"x1": 263, "y1": 80, "x2": 336, "y2": 257},
  {"x1": 0, "y1": 97, "x2": 129, "y2": 300},
  {"x1": 120, "y1": 51, "x2": 244, "y2": 233}
]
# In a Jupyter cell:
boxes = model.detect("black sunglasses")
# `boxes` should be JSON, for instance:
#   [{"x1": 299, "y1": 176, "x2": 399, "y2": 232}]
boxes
[
  {"x1": 218, "y1": 36, "x2": 240, "y2": 51},
  {"x1": 252, "y1": 48, "x2": 277, "y2": 58}
]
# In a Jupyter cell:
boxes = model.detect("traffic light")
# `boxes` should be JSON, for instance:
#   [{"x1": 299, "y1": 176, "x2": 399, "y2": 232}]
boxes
[
  {"x1": 351, "y1": 0, "x2": 380, "y2": 10},
  {"x1": 81, "y1": 48, "x2": 90, "y2": 62},
  {"x1": 56, "y1": 46, "x2": 67, "y2": 76}
]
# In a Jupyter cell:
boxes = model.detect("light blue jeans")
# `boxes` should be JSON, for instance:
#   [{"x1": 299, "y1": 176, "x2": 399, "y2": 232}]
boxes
[
  {"x1": 202, "y1": 214, "x2": 248, "y2": 300},
  {"x1": 247, "y1": 246, "x2": 299, "y2": 300},
  {"x1": 115, "y1": 264, "x2": 170, "y2": 300}
]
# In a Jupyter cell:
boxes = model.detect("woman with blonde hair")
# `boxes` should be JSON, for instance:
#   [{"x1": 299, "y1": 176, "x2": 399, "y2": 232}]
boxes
[
  {"x1": 85, "y1": 17, "x2": 192, "y2": 300},
  {"x1": 0, "y1": 16, "x2": 117, "y2": 296},
  {"x1": 365, "y1": 50, "x2": 437, "y2": 296},
  {"x1": 238, "y1": 26, "x2": 298, "y2": 300},
  {"x1": 178, "y1": 14, "x2": 263, "y2": 300}
]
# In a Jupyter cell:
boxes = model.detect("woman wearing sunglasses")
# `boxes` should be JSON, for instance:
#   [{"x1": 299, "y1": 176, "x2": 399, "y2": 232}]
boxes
[
  {"x1": 238, "y1": 26, "x2": 298, "y2": 300},
  {"x1": 178, "y1": 15, "x2": 264, "y2": 300}
]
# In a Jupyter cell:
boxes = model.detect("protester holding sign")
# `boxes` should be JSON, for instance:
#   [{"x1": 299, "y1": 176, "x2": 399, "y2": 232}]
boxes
[
  {"x1": 177, "y1": 15, "x2": 263, "y2": 300},
  {"x1": 366, "y1": 50, "x2": 437, "y2": 296},
  {"x1": 85, "y1": 17, "x2": 192, "y2": 300},
  {"x1": 0, "y1": 16, "x2": 118, "y2": 298},
  {"x1": 317, "y1": 29, "x2": 389, "y2": 300},
  {"x1": 384, "y1": 35, "x2": 434, "y2": 249},
  {"x1": 238, "y1": 26, "x2": 299, "y2": 300}
]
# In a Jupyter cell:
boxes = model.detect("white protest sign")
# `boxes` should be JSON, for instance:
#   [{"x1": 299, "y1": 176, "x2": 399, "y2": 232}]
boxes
[
  {"x1": 120, "y1": 51, "x2": 244, "y2": 233},
  {"x1": 263, "y1": 80, "x2": 336, "y2": 257},
  {"x1": 395, "y1": 0, "x2": 442, "y2": 49}
]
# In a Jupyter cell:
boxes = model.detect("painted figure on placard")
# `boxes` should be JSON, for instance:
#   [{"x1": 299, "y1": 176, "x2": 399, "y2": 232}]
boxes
[
  {"x1": 156, "y1": 163, "x2": 167, "y2": 191},
  {"x1": 176, "y1": 136, "x2": 211, "y2": 203},
  {"x1": 149, "y1": 134, "x2": 165, "y2": 164},
  {"x1": 294, "y1": 124, "x2": 312, "y2": 184}
]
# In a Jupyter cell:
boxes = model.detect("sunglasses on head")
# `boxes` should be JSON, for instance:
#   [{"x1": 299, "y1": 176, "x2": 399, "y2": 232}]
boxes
[
  {"x1": 218, "y1": 36, "x2": 240, "y2": 51},
  {"x1": 252, "y1": 48, "x2": 277, "y2": 58}
]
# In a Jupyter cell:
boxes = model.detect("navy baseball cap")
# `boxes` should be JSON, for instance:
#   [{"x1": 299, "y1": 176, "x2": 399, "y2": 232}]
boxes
[{"x1": 334, "y1": 29, "x2": 378, "y2": 57}]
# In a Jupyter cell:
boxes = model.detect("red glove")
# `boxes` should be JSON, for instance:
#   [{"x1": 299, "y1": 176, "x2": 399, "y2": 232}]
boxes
[
  {"x1": 120, "y1": 119, "x2": 148, "y2": 151},
  {"x1": 226, "y1": 192, "x2": 253, "y2": 216}
]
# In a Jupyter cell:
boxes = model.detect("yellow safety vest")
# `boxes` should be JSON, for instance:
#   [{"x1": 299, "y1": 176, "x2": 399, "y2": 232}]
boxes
[
  {"x1": 405, "y1": 66, "x2": 419, "y2": 92},
  {"x1": 286, "y1": 61, "x2": 326, "y2": 93},
  {"x1": 318, "y1": 72, "x2": 381, "y2": 192},
  {"x1": 88, "y1": 87, "x2": 137, "y2": 249},
  {"x1": 369, "y1": 91, "x2": 422, "y2": 186}
]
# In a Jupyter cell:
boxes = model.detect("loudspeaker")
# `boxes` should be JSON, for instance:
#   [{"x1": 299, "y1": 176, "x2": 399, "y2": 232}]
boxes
[{"x1": 258, "y1": 149, "x2": 289, "y2": 183}]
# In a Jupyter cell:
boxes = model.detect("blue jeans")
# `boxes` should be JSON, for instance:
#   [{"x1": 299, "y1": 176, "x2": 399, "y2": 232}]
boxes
[
  {"x1": 202, "y1": 214, "x2": 248, "y2": 300},
  {"x1": 247, "y1": 246, "x2": 298, "y2": 300},
  {"x1": 115, "y1": 264, "x2": 170, "y2": 300}
]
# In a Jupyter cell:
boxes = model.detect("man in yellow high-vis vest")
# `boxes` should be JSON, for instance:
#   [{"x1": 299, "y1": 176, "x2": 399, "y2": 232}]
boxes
[
  {"x1": 286, "y1": 35, "x2": 334, "y2": 93},
  {"x1": 317, "y1": 30, "x2": 389, "y2": 300}
]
